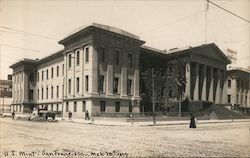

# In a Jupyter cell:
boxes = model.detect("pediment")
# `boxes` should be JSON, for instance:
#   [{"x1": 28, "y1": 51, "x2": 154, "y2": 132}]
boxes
[{"x1": 192, "y1": 43, "x2": 231, "y2": 64}]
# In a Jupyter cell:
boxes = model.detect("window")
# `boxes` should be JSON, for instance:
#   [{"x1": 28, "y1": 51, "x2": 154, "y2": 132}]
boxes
[
  {"x1": 100, "y1": 101, "x2": 106, "y2": 112},
  {"x1": 115, "y1": 102, "x2": 120, "y2": 112},
  {"x1": 85, "y1": 75, "x2": 89, "y2": 91},
  {"x1": 76, "y1": 51, "x2": 80, "y2": 66},
  {"x1": 82, "y1": 101, "x2": 86, "y2": 112},
  {"x1": 46, "y1": 87, "x2": 48, "y2": 99},
  {"x1": 85, "y1": 48, "x2": 89, "y2": 63},
  {"x1": 98, "y1": 75, "x2": 105, "y2": 92},
  {"x1": 99, "y1": 47, "x2": 105, "y2": 62},
  {"x1": 161, "y1": 86, "x2": 165, "y2": 99},
  {"x1": 29, "y1": 90, "x2": 33, "y2": 100},
  {"x1": 168, "y1": 87, "x2": 172, "y2": 98},
  {"x1": 57, "y1": 86, "x2": 59, "y2": 98},
  {"x1": 169, "y1": 65, "x2": 173, "y2": 76},
  {"x1": 68, "y1": 54, "x2": 72, "y2": 67},
  {"x1": 46, "y1": 69, "x2": 48, "y2": 80},
  {"x1": 68, "y1": 79, "x2": 71, "y2": 94},
  {"x1": 127, "y1": 79, "x2": 132, "y2": 95},
  {"x1": 114, "y1": 50, "x2": 120, "y2": 65},
  {"x1": 37, "y1": 72, "x2": 39, "y2": 82},
  {"x1": 56, "y1": 104, "x2": 59, "y2": 111},
  {"x1": 66, "y1": 102, "x2": 69, "y2": 112},
  {"x1": 62, "y1": 64, "x2": 64, "y2": 75},
  {"x1": 42, "y1": 88, "x2": 44, "y2": 100},
  {"x1": 129, "y1": 102, "x2": 132, "y2": 112},
  {"x1": 37, "y1": 89, "x2": 39, "y2": 100},
  {"x1": 227, "y1": 95, "x2": 231, "y2": 103},
  {"x1": 74, "y1": 102, "x2": 77, "y2": 112},
  {"x1": 57, "y1": 66, "x2": 59, "y2": 77},
  {"x1": 128, "y1": 54, "x2": 132, "y2": 68},
  {"x1": 113, "y1": 77, "x2": 119, "y2": 93},
  {"x1": 228, "y1": 80, "x2": 231, "y2": 88},
  {"x1": 51, "y1": 86, "x2": 53, "y2": 99},
  {"x1": 51, "y1": 104, "x2": 53, "y2": 111},
  {"x1": 42, "y1": 71, "x2": 44, "y2": 81},
  {"x1": 51, "y1": 68, "x2": 54, "y2": 79},
  {"x1": 76, "y1": 77, "x2": 80, "y2": 93}
]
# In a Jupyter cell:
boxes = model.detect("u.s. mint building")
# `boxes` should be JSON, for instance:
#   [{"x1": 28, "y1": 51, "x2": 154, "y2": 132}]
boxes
[{"x1": 10, "y1": 23, "x2": 247, "y2": 118}]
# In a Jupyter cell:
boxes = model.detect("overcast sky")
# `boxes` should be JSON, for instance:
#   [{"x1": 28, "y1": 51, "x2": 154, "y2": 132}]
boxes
[{"x1": 0, "y1": 0, "x2": 249, "y2": 79}]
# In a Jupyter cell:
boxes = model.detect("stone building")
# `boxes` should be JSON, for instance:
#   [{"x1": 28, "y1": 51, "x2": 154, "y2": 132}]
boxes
[
  {"x1": 140, "y1": 43, "x2": 231, "y2": 112},
  {"x1": 10, "y1": 23, "x2": 144, "y2": 118},
  {"x1": 10, "y1": 23, "x2": 233, "y2": 117},
  {"x1": 226, "y1": 68, "x2": 250, "y2": 109}
]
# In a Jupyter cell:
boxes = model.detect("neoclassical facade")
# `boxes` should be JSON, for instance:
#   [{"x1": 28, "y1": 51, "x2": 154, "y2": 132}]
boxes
[
  {"x1": 10, "y1": 23, "x2": 233, "y2": 117},
  {"x1": 10, "y1": 23, "x2": 144, "y2": 117},
  {"x1": 140, "y1": 44, "x2": 231, "y2": 112}
]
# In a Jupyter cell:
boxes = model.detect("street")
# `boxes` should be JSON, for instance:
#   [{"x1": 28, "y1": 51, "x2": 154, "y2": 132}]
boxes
[{"x1": 1, "y1": 118, "x2": 250, "y2": 157}]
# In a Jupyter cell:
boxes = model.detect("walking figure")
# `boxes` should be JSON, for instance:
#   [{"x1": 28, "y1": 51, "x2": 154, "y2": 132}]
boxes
[
  {"x1": 12, "y1": 110, "x2": 15, "y2": 119},
  {"x1": 189, "y1": 115, "x2": 196, "y2": 128},
  {"x1": 68, "y1": 111, "x2": 72, "y2": 120},
  {"x1": 85, "y1": 110, "x2": 90, "y2": 120}
]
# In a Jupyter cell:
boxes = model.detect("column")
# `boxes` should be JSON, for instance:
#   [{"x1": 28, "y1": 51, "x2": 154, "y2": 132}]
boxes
[
  {"x1": 121, "y1": 50, "x2": 128, "y2": 97},
  {"x1": 242, "y1": 80, "x2": 245, "y2": 106},
  {"x1": 208, "y1": 67, "x2": 214, "y2": 102},
  {"x1": 91, "y1": 45, "x2": 98, "y2": 94},
  {"x1": 238, "y1": 80, "x2": 242, "y2": 105},
  {"x1": 193, "y1": 63, "x2": 199, "y2": 100},
  {"x1": 23, "y1": 72, "x2": 29, "y2": 102},
  {"x1": 215, "y1": 69, "x2": 221, "y2": 104},
  {"x1": 184, "y1": 62, "x2": 191, "y2": 99},
  {"x1": 133, "y1": 53, "x2": 140, "y2": 98},
  {"x1": 107, "y1": 65, "x2": 114, "y2": 95},
  {"x1": 201, "y1": 65, "x2": 207, "y2": 101},
  {"x1": 221, "y1": 70, "x2": 227, "y2": 104}
]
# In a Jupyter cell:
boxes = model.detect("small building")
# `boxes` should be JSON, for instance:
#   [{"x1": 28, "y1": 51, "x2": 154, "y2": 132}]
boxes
[
  {"x1": 0, "y1": 78, "x2": 12, "y2": 113},
  {"x1": 226, "y1": 68, "x2": 250, "y2": 110}
]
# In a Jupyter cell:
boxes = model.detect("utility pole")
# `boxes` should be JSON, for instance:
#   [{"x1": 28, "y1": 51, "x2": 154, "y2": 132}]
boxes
[
  {"x1": 205, "y1": 0, "x2": 209, "y2": 44},
  {"x1": 152, "y1": 68, "x2": 156, "y2": 125}
]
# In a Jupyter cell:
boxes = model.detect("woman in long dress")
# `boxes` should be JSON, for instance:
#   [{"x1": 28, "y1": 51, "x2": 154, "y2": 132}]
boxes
[{"x1": 189, "y1": 115, "x2": 196, "y2": 128}]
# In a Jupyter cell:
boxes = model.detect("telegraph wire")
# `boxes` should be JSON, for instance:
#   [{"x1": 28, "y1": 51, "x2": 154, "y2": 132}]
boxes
[
  {"x1": 0, "y1": 44, "x2": 41, "y2": 53},
  {"x1": 208, "y1": 0, "x2": 250, "y2": 23},
  {"x1": 0, "y1": 25, "x2": 59, "y2": 40}
]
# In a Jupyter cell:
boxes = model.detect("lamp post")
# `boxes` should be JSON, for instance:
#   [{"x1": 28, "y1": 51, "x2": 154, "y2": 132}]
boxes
[{"x1": 152, "y1": 68, "x2": 156, "y2": 125}]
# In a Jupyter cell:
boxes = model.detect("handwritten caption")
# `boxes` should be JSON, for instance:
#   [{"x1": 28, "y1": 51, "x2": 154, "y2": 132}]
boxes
[{"x1": 3, "y1": 150, "x2": 128, "y2": 157}]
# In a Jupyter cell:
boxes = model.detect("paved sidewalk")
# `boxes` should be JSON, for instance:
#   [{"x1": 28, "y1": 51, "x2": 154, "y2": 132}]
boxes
[{"x1": 60, "y1": 117, "x2": 250, "y2": 126}]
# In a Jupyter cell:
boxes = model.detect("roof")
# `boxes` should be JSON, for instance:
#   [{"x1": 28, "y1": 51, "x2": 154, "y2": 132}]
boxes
[
  {"x1": 9, "y1": 58, "x2": 37, "y2": 68},
  {"x1": 59, "y1": 23, "x2": 141, "y2": 44},
  {"x1": 141, "y1": 43, "x2": 231, "y2": 64}
]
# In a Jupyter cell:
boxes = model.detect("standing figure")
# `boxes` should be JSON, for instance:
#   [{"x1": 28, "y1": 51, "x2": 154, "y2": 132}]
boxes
[
  {"x1": 85, "y1": 110, "x2": 90, "y2": 120},
  {"x1": 189, "y1": 115, "x2": 196, "y2": 128},
  {"x1": 12, "y1": 110, "x2": 15, "y2": 119},
  {"x1": 68, "y1": 111, "x2": 72, "y2": 120}
]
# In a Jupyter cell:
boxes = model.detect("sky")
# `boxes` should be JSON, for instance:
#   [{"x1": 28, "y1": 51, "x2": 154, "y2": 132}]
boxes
[{"x1": 0, "y1": 0, "x2": 249, "y2": 79}]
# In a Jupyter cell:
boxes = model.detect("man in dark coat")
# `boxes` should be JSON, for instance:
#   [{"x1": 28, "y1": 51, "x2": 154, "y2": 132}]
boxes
[
  {"x1": 190, "y1": 115, "x2": 196, "y2": 128},
  {"x1": 85, "y1": 110, "x2": 90, "y2": 120},
  {"x1": 12, "y1": 110, "x2": 15, "y2": 119},
  {"x1": 68, "y1": 111, "x2": 72, "y2": 120}
]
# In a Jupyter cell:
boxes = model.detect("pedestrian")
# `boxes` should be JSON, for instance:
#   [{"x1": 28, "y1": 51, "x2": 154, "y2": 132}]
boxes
[
  {"x1": 85, "y1": 110, "x2": 90, "y2": 120},
  {"x1": 189, "y1": 114, "x2": 196, "y2": 128},
  {"x1": 68, "y1": 111, "x2": 72, "y2": 120},
  {"x1": 12, "y1": 110, "x2": 15, "y2": 119}
]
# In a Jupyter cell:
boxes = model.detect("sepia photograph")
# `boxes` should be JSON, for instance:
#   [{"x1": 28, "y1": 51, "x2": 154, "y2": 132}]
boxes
[{"x1": 0, "y1": 0, "x2": 250, "y2": 157}]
